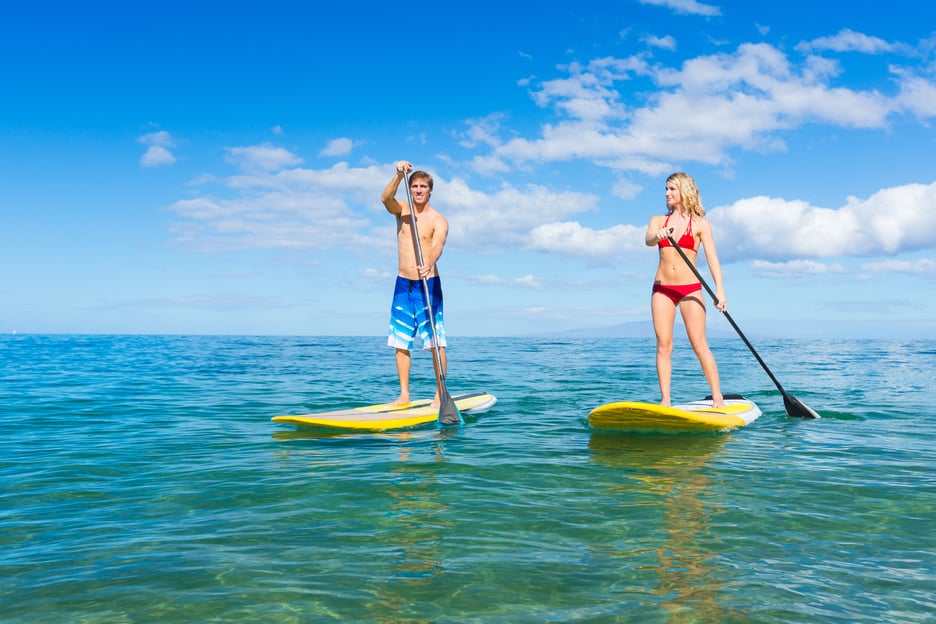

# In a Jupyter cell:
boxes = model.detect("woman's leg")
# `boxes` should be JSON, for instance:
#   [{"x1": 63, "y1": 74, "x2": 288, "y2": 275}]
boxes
[
  {"x1": 652, "y1": 292, "x2": 678, "y2": 406},
  {"x1": 679, "y1": 294, "x2": 724, "y2": 407}
]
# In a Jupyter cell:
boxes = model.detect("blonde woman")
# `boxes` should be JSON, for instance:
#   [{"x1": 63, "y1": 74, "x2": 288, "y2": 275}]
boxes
[{"x1": 644, "y1": 172, "x2": 726, "y2": 408}]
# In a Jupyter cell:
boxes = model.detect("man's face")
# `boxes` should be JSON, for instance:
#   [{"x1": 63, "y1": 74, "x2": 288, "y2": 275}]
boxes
[{"x1": 410, "y1": 179, "x2": 431, "y2": 202}]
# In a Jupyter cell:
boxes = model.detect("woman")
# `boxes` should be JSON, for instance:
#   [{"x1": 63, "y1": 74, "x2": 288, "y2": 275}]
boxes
[{"x1": 645, "y1": 172, "x2": 726, "y2": 408}]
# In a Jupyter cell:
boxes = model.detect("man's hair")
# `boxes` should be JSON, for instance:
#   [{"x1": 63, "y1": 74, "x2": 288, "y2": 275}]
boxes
[{"x1": 410, "y1": 170, "x2": 434, "y2": 191}]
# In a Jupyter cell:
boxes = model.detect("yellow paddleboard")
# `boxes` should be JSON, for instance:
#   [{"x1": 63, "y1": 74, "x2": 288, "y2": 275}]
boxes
[
  {"x1": 272, "y1": 392, "x2": 496, "y2": 431},
  {"x1": 588, "y1": 395, "x2": 761, "y2": 433}
]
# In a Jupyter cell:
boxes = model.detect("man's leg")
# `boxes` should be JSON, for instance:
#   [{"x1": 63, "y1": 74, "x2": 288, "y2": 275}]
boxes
[{"x1": 389, "y1": 348, "x2": 412, "y2": 406}]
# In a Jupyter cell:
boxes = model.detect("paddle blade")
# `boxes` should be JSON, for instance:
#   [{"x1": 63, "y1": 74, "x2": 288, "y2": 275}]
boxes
[
  {"x1": 783, "y1": 393, "x2": 820, "y2": 419},
  {"x1": 437, "y1": 390, "x2": 463, "y2": 426}
]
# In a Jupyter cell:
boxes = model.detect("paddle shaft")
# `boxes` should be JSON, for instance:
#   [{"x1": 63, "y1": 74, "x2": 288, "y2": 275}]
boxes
[
  {"x1": 666, "y1": 235, "x2": 794, "y2": 400},
  {"x1": 402, "y1": 173, "x2": 451, "y2": 397}
]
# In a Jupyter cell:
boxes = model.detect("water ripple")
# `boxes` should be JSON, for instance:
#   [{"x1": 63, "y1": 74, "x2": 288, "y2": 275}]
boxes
[{"x1": 1, "y1": 335, "x2": 933, "y2": 622}]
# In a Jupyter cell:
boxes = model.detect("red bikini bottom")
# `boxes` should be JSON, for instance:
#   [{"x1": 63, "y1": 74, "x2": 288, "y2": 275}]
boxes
[{"x1": 652, "y1": 282, "x2": 702, "y2": 305}]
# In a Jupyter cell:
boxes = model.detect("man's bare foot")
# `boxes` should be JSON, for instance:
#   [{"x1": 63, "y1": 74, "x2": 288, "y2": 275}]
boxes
[
  {"x1": 712, "y1": 396, "x2": 726, "y2": 408},
  {"x1": 429, "y1": 394, "x2": 441, "y2": 410}
]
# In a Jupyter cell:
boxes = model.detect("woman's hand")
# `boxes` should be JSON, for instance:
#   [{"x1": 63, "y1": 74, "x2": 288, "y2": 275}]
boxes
[{"x1": 714, "y1": 289, "x2": 727, "y2": 312}]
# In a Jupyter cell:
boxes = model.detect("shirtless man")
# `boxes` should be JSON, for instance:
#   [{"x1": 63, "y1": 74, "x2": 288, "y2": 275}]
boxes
[{"x1": 380, "y1": 160, "x2": 451, "y2": 408}]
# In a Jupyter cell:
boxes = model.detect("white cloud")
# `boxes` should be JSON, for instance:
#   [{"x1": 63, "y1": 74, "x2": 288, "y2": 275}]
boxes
[
  {"x1": 532, "y1": 57, "x2": 648, "y2": 124},
  {"x1": 484, "y1": 42, "x2": 906, "y2": 173},
  {"x1": 441, "y1": 179, "x2": 599, "y2": 250},
  {"x1": 320, "y1": 137, "x2": 355, "y2": 157},
  {"x1": 468, "y1": 154, "x2": 512, "y2": 175},
  {"x1": 643, "y1": 35, "x2": 677, "y2": 51},
  {"x1": 166, "y1": 191, "x2": 373, "y2": 253},
  {"x1": 362, "y1": 267, "x2": 394, "y2": 281},
  {"x1": 529, "y1": 222, "x2": 644, "y2": 257},
  {"x1": 222, "y1": 162, "x2": 392, "y2": 205},
  {"x1": 138, "y1": 130, "x2": 176, "y2": 167},
  {"x1": 711, "y1": 180, "x2": 936, "y2": 262},
  {"x1": 226, "y1": 143, "x2": 302, "y2": 172},
  {"x1": 139, "y1": 130, "x2": 174, "y2": 147},
  {"x1": 749, "y1": 259, "x2": 846, "y2": 278},
  {"x1": 166, "y1": 162, "x2": 601, "y2": 256},
  {"x1": 140, "y1": 145, "x2": 176, "y2": 168},
  {"x1": 468, "y1": 274, "x2": 545, "y2": 289},
  {"x1": 459, "y1": 114, "x2": 506, "y2": 149},
  {"x1": 611, "y1": 179, "x2": 643, "y2": 200},
  {"x1": 861, "y1": 258, "x2": 936, "y2": 275},
  {"x1": 893, "y1": 66, "x2": 936, "y2": 117},
  {"x1": 796, "y1": 29, "x2": 896, "y2": 54},
  {"x1": 168, "y1": 164, "x2": 936, "y2": 269},
  {"x1": 166, "y1": 162, "x2": 386, "y2": 252},
  {"x1": 638, "y1": 0, "x2": 720, "y2": 17}
]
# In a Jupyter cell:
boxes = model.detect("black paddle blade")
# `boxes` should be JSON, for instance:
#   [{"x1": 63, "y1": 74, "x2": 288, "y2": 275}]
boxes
[
  {"x1": 783, "y1": 393, "x2": 821, "y2": 419},
  {"x1": 437, "y1": 390, "x2": 463, "y2": 426}
]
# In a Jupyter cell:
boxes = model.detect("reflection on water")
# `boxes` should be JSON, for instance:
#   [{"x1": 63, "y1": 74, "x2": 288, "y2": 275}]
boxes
[
  {"x1": 270, "y1": 420, "x2": 469, "y2": 444},
  {"x1": 589, "y1": 433, "x2": 746, "y2": 622},
  {"x1": 387, "y1": 446, "x2": 448, "y2": 584},
  {"x1": 373, "y1": 455, "x2": 448, "y2": 623},
  {"x1": 271, "y1": 430, "x2": 454, "y2": 623}
]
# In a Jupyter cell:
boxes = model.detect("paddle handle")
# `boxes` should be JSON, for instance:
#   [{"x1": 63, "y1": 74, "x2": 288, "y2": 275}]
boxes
[
  {"x1": 403, "y1": 172, "x2": 448, "y2": 387},
  {"x1": 666, "y1": 236, "x2": 791, "y2": 398}
]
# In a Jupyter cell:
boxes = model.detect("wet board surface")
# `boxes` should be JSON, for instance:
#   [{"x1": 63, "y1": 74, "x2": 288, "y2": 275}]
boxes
[
  {"x1": 272, "y1": 392, "x2": 497, "y2": 431},
  {"x1": 588, "y1": 395, "x2": 761, "y2": 433}
]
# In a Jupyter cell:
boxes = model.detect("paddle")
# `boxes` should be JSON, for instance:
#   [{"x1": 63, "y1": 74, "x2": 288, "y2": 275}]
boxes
[
  {"x1": 666, "y1": 233, "x2": 820, "y2": 419},
  {"x1": 402, "y1": 171, "x2": 463, "y2": 426}
]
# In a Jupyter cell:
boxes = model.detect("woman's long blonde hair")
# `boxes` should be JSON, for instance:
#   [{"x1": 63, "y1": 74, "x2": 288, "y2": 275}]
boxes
[{"x1": 667, "y1": 172, "x2": 705, "y2": 217}]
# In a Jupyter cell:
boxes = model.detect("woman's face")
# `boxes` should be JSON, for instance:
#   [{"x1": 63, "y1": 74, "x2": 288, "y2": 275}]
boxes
[{"x1": 665, "y1": 181, "x2": 682, "y2": 209}]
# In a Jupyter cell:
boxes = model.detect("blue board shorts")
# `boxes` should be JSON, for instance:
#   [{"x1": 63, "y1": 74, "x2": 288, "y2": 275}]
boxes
[{"x1": 387, "y1": 276, "x2": 447, "y2": 351}]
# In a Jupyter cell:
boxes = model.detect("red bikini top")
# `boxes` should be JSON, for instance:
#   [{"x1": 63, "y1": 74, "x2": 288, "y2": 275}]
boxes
[{"x1": 658, "y1": 213, "x2": 697, "y2": 251}]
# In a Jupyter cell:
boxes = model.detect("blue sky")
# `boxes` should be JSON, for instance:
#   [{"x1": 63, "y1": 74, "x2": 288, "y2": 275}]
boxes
[{"x1": 2, "y1": 0, "x2": 935, "y2": 338}]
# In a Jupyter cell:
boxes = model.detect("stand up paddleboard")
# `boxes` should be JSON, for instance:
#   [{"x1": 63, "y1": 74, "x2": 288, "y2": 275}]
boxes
[
  {"x1": 272, "y1": 392, "x2": 496, "y2": 431},
  {"x1": 588, "y1": 394, "x2": 761, "y2": 433}
]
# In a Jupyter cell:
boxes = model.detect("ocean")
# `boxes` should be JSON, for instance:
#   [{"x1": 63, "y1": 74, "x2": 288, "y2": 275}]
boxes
[{"x1": 1, "y1": 334, "x2": 933, "y2": 623}]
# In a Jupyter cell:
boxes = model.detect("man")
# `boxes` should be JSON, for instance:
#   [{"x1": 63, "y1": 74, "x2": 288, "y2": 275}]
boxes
[{"x1": 380, "y1": 160, "x2": 451, "y2": 408}]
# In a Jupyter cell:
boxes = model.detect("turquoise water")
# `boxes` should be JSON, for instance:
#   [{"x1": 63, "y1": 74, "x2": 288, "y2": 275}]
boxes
[{"x1": 1, "y1": 335, "x2": 933, "y2": 623}]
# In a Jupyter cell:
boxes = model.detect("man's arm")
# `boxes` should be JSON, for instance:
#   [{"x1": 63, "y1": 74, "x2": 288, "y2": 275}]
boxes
[
  {"x1": 381, "y1": 161, "x2": 411, "y2": 215},
  {"x1": 419, "y1": 215, "x2": 450, "y2": 277}
]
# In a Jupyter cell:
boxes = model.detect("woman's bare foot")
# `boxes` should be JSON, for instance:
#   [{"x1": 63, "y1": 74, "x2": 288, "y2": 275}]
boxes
[{"x1": 387, "y1": 394, "x2": 410, "y2": 407}]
